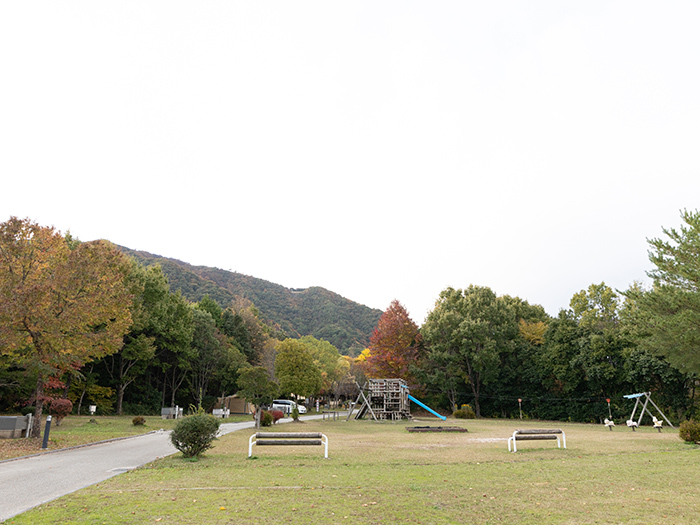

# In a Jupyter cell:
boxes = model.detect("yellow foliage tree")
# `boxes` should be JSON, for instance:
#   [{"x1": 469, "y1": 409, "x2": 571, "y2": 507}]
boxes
[{"x1": 0, "y1": 217, "x2": 132, "y2": 436}]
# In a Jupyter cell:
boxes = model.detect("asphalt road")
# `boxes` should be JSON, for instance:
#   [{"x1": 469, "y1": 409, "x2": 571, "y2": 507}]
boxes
[{"x1": 0, "y1": 419, "x2": 266, "y2": 522}]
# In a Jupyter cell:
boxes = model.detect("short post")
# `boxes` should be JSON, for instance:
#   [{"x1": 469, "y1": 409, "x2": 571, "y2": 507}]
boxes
[
  {"x1": 518, "y1": 398, "x2": 522, "y2": 419},
  {"x1": 42, "y1": 415, "x2": 52, "y2": 449}
]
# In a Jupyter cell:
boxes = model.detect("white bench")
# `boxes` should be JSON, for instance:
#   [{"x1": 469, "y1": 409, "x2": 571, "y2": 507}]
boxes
[
  {"x1": 508, "y1": 429, "x2": 566, "y2": 452},
  {"x1": 249, "y1": 432, "x2": 328, "y2": 458}
]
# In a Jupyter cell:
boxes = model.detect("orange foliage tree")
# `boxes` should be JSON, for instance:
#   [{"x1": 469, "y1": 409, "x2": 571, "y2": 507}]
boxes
[
  {"x1": 363, "y1": 300, "x2": 422, "y2": 388},
  {"x1": 0, "y1": 217, "x2": 132, "y2": 436}
]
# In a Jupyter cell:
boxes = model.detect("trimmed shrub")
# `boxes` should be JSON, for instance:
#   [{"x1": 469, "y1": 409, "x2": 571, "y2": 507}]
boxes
[
  {"x1": 261, "y1": 411, "x2": 273, "y2": 427},
  {"x1": 679, "y1": 420, "x2": 700, "y2": 443},
  {"x1": 170, "y1": 414, "x2": 221, "y2": 458},
  {"x1": 453, "y1": 404, "x2": 476, "y2": 419},
  {"x1": 270, "y1": 410, "x2": 284, "y2": 424},
  {"x1": 48, "y1": 398, "x2": 73, "y2": 426},
  {"x1": 291, "y1": 407, "x2": 300, "y2": 421},
  {"x1": 132, "y1": 416, "x2": 146, "y2": 426}
]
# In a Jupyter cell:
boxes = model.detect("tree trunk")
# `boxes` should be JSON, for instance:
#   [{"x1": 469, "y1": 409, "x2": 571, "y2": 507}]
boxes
[
  {"x1": 77, "y1": 385, "x2": 86, "y2": 416},
  {"x1": 469, "y1": 379, "x2": 481, "y2": 418},
  {"x1": 31, "y1": 378, "x2": 45, "y2": 438},
  {"x1": 116, "y1": 384, "x2": 126, "y2": 416}
]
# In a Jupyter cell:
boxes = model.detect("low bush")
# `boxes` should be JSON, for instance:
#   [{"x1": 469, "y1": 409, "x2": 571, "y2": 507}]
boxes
[
  {"x1": 48, "y1": 398, "x2": 73, "y2": 426},
  {"x1": 261, "y1": 411, "x2": 273, "y2": 427},
  {"x1": 270, "y1": 410, "x2": 284, "y2": 424},
  {"x1": 679, "y1": 419, "x2": 700, "y2": 443},
  {"x1": 453, "y1": 404, "x2": 476, "y2": 419},
  {"x1": 21, "y1": 406, "x2": 35, "y2": 416},
  {"x1": 132, "y1": 416, "x2": 146, "y2": 426},
  {"x1": 291, "y1": 407, "x2": 300, "y2": 421},
  {"x1": 170, "y1": 414, "x2": 221, "y2": 458}
]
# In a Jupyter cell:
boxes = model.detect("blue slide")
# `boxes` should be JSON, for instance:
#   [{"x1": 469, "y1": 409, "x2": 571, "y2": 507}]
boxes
[{"x1": 407, "y1": 394, "x2": 447, "y2": 421}]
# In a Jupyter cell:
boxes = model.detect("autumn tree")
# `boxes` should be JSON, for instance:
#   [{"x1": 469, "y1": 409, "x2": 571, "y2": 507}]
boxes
[
  {"x1": 0, "y1": 218, "x2": 132, "y2": 436},
  {"x1": 363, "y1": 300, "x2": 422, "y2": 388}
]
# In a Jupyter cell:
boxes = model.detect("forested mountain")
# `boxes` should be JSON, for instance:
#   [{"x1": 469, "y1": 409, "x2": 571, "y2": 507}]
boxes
[{"x1": 117, "y1": 246, "x2": 381, "y2": 355}]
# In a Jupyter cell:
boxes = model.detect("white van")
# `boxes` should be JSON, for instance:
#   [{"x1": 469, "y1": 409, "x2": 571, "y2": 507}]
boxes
[{"x1": 271, "y1": 399, "x2": 307, "y2": 414}]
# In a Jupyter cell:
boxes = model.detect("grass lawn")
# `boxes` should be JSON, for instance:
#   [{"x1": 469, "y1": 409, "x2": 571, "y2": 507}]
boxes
[
  {"x1": 5, "y1": 417, "x2": 699, "y2": 524},
  {"x1": 0, "y1": 415, "x2": 251, "y2": 461}
]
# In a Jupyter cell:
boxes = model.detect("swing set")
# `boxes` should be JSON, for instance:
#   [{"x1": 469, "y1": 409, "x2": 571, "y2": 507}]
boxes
[{"x1": 623, "y1": 392, "x2": 674, "y2": 431}]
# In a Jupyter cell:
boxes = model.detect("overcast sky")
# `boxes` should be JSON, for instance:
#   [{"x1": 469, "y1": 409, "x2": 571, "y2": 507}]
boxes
[{"x1": 2, "y1": 2, "x2": 698, "y2": 323}]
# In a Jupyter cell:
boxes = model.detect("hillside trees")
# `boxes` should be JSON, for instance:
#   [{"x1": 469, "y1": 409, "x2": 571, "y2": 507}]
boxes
[
  {"x1": 363, "y1": 300, "x2": 422, "y2": 388},
  {"x1": 0, "y1": 217, "x2": 132, "y2": 435}
]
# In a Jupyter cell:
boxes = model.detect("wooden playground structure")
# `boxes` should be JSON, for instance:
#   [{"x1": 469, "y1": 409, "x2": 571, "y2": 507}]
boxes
[{"x1": 347, "y1": 378, "x2": 446, "y2": 422}]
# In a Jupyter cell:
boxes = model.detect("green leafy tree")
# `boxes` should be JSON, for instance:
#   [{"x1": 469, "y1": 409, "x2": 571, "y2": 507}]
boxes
[
  {"x1": 196, "y1": 295, "x2": 223, "y2": 327},
  {"x1": 421, "y1": 286, "x2": 516, "y2": 417},
  {"x1": 189, "y1": 307, "x2": 223, "y2": 409},
  {"x1": 631, "y1": 210, "x2": 700, "y2": 375},
  {"x1": 220, "y1": 309, "x2": 253, "y2": 359},
  {"x1": 570, "y1": 282, "x2": 620, "y2": 331},
  {"x1": 0, "y1": 218, "x2": 132, "y2": 436},
  {"x1": 237, "y1": 366, "x2": 278, "y2": 428},
  {"x1": 299, "y1": 335, "x2": 348, "y2": 394},
  {"x1": 274, "y1": 338, "x2": 323, "y2": 399},
  {"x1": 156, "y1": 290, "x2": 195, "y2": 409},
  {"x1": 102, "y1": 263, "x2": 169, "y2": 415}
]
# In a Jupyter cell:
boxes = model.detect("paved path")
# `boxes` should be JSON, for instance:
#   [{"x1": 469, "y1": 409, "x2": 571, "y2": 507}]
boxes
[{"x1": 0, "y1": 415, "x2": 330, "y2": 522}]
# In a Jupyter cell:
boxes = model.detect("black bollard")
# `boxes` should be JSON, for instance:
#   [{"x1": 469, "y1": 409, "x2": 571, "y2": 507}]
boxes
[{"x1": 42, "y1": 415, "x2": 52, "y2": 449}]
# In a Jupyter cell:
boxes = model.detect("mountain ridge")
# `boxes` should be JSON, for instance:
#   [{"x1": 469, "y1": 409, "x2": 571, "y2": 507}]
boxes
[{"x1": 116, "y1": 246, "x2": 381, "y2": 355}]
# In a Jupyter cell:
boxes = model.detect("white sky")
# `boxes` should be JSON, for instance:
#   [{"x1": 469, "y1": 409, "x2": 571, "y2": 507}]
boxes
[{"x1": 2, "y1": 2, "x2": 699, "y2": 323}]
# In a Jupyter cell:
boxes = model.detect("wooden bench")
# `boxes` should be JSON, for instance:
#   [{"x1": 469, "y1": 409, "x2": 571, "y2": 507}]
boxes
[
  {"x1": 248, "y1": 432, "x2": 328, "y2": 458},
  {"x1": 508, "y1": 429, "x2": 566, "y2": 452}
]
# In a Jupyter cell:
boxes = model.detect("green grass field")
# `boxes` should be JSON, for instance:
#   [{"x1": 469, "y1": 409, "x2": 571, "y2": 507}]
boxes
[
  {"x1": 0, "y1": 415, "x2": 251, "y2": 461},
  {"x1": 5, "y1": 417, "x2": 698, "y2": 524}
]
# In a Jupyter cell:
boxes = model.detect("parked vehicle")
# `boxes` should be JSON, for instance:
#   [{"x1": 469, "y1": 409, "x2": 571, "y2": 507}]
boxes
[
  {"x1": 271, "y1": 399, "x2": 295, "y2": 414},
  {"x1": 271, "y1": 399, "x2": 307, "y2": 414}
]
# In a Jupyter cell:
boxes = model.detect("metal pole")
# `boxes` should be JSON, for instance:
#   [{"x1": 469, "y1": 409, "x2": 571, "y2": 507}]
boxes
[
  {"x1": 41, "y1": 415, "x2": 52, "y2": 449},
  {"x1": 518, "y1": 398, "x2": 522, "y2": 419}
]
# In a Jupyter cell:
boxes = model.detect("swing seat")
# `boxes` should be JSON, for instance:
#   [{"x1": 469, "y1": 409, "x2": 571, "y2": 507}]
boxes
[{"x1": 604, "y1": 418, "x2": 615, "y2": 430}]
